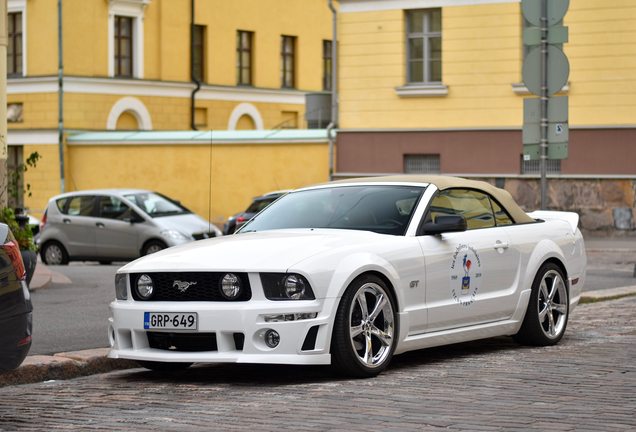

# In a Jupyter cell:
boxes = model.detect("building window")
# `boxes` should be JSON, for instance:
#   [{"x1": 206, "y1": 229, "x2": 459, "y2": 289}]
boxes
[
  {"x1": 521, "y1": 157, "x2": 561, "y2": 175},
  {"x1": 7, "y1": 146, "x2": 24, "y2": 209},
  {"x1": 7, "y1": 12, "x2": 23, "y2": 76},
  {"x1": 281, "y1": 35, "x2": 296, "y2": 88},
  {"x1": 7, "y1": 103, "x2": 23, "y2": 123},
  {"x1": 193, "y1": 25, "x2": 206, "y2": 82},
  {"x1": 323, "y1": 40, "x2": 332, "y2": 91},
  {"x1": 406, "y1": 9, "x2": 442, "y2": 84},
  {"x1": 237, "y1": 31, "x2": 253, "y2": 85},
  {"x1": 114, "y1": 16, "x2": 133, "y2": 77},
  {"x1": 404, "y1": 154, "x2": 440, "y2": 174}
]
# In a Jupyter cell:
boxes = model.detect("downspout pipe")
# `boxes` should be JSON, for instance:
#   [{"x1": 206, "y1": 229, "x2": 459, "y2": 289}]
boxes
[
  {"x1": 190, "y1": 0, "x2": 201, "y2": 131},
  {"x1": 327, "y1": 0, "x2": 338, "y2": 181},
  {"x1": 58, "y1": 0, "x2": 65, "y2": 193}
]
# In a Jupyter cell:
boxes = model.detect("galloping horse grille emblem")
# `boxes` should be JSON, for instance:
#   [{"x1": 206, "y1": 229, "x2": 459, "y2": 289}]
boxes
[{"x1": 173, "y1": 280, "x2": 197, "y2": 292}]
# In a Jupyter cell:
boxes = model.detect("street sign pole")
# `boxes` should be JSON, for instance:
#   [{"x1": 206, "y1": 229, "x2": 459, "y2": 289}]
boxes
[{"x1": 540, "y1": 0, "x2": 548, "y2": 209}]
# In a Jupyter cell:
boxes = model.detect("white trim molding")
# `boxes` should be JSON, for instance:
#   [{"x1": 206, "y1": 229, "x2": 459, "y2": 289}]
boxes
[
  {"x1": 7, "y1": 76, "x2": 307, "y2": 105},
  {"x1": 511, "y1": 82, "x2": 569, "y2": 95},
  {"x1": 106, "y1": 97, "x2": 153, "y2": 130},
  {"x1": 7, "y1": 0, "x2": 27, "y2": 76},
  {"x1": 108, "y1": 0, "x2": 150, "y2": 79},
  {"x1": 339, "y1": 0, "x2": 520, "y2": 13},
  {"x1": 395, "y1": 84, "x2": 449, "y2": 98},
  {"x1": 7, "y1": 129, "x2": 59, "y2": 145},
  {"x1": 228, "y1": 103, "x2": 264, "y2": 131}
]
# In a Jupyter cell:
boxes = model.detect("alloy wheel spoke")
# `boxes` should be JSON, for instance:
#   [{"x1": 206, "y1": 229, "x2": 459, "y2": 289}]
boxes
[
  {"x1": 356, "y1": 292, "x2": 370, "y2": 321},
  {"x1": 540, "y1": 281, "x2": 550, "y2": 303},
  {"x1": 370, "y1": 325, "x2": 392, "y2": 347},
  {"x1": 539, "y1": 304, "x2": 549, "y2": 323},
  {"x1": 362, "y1": 333, "x2": 373, "y2": 364},
  {"x1": 350, "y1": 324, "x2": 363, "y2": 339},
  {"x1": 368, "y1": 294, "x2": 387, "y2": 322},
  {"x1": 548, "y1": 310, "x2": 556, "y2": 336},
  {"x1": 553, "y1": 301, "x2": 567, "y2": 315},
  {"x1": 549, "y1": 276, "x2": 560, "y2": 302}
]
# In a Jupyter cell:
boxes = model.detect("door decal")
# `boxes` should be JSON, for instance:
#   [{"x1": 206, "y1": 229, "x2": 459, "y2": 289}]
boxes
[{"x1": 450, "y1": 244, "x2": 482, "y2": 307}]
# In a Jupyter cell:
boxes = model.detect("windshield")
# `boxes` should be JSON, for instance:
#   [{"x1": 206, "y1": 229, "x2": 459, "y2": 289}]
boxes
[
  {"x1": 239, "y1": 185, "x2": 425, "y2": 235},
  {"x1": 124, "y1": 192, "x2": 191, "y2": 218}
]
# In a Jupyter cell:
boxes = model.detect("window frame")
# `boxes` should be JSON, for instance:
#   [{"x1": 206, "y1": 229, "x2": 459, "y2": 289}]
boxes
[
  {"x1": 322, "y1": 40, "x2": 332, "y2": 91},
  {"x1": 281, "y1": 35, "x2": 296, "y2": 89},
  {"x1": 107, "y1": 1, "x2": 146, "y2": 79},
  {"x1": 114, "y1": 15, "x2": 134, "y2": 78},
  {"x1": 406, "y1": 8, "x2": 442, "y2": 85},
  {"x1": 237, "y1": 30, "x2": 253, "y2": 86},
  {"x1": 7, "y1": 11, "x2": 23, "y2": 76}
]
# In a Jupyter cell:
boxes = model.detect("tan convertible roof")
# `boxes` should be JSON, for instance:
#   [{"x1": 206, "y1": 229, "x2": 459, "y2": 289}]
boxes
[{"x1": 330, "y1": 175, "x2": 534, "y2": 224}]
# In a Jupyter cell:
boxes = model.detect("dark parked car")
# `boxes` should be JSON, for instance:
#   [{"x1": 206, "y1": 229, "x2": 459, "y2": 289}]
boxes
[
  {"x1": 223, "y1": 190, "x2": 289, "y2": 235},
  {"x1": 0, "y1": 222, "x2": 33, "y2": 375}
]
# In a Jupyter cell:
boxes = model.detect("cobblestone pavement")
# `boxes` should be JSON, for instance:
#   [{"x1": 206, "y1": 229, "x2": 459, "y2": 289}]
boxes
[{"x1": 1, "y1": 296, "x2": 635, "y2": 432}]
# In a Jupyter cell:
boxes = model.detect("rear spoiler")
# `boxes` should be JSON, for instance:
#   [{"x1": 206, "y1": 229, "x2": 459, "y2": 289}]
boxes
[{"x1": 526, "y1": 211, "x2": 580, "y2": 234}]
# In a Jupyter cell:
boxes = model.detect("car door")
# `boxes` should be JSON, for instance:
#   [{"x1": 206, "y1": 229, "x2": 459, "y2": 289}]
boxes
[
  {"x1": 59, "y1": 195, "x2": 97, "y2": 257},
  {"x1": 417, "y1": 189, "x2": 521, "y2": 333},
  {"x1": 93, "y1": 196, "x2": 140, "y2": 260}
]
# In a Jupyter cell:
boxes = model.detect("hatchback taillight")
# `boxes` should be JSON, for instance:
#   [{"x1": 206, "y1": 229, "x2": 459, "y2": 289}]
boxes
[
  {"x1": 4, "y1": 239, "x2": 26, "y2": 281},
  {"x1": 40, "y1": 211, "x2": 47, "y2": 231}
]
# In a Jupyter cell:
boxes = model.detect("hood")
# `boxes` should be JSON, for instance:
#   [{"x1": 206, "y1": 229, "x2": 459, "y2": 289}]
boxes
[
  {"x1": 151, "y1": 213, "x2": 221, "y2": 236},
  {"x1": 120, "y1": 229, "x2": 386, "y2": 273}
]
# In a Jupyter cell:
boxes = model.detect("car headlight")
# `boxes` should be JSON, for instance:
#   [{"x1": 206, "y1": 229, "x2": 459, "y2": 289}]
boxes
[
  {"x1": 160, "y1": 229, "x2": 189, "y2": 240},
  {"x1": 136, "y1": 274, "x2": 154, "y2": 299},
  {"x1": 220, "y1": 273, "x2": 242, "y2": 300},
  {"x1": 115, "y1": 273, "x2": 127, "y2": 300},
  {"x1": 260, "y1": 273, "x2": 315, "y2": 300}
]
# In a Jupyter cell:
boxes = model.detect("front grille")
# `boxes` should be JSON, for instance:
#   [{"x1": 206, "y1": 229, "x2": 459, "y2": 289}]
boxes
[
  {"x1": 130, "y1": 272, "x2": 252, "y2": 302},
  {"x1": 192, "y1": 232, "x2": 217, "y2": 240},
  {"x1": 147, "y1": 332, "x2": 217, "y2": 352}
]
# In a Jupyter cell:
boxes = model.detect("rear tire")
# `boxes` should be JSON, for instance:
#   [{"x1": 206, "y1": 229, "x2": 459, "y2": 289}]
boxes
[
  {"x1": 513, "y1": 262, "x2": 569, "y2": 346},
  {"x1": 136, "y1": 360, "x2": 192, "y2": 371},
  {"x1": 41, "y1": 241, "x2": 69, "y2": 265},
  {"x1": 142, "y1": 240, "x2": 167, "y2": 256},
  {"x1": 331, "y1": 275, "x2": 398, "y2": 378}
]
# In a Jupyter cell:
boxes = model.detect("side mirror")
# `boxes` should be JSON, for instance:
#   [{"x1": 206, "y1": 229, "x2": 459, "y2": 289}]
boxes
[
  {"x1": 421, "y1": 215, "x2": 467, "y2": 235},
  {"x1": 123, "y1": 213, "x2": 143, "y2": 224}
]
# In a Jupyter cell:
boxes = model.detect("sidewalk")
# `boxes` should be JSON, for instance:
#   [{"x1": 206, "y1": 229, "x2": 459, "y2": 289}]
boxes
[{"x1": 4, "y1": 237, "x2": 635, "y2": 388}]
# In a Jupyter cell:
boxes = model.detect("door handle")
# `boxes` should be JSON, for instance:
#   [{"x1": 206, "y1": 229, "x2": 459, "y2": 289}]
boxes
[
  {"x1": 493, "y1": 241, "x2": 509, "y2": 250},
  {"x1": 63, "y1": 219, "x2": 71, "y2": 224},
  {"x1": 96, "y1": 222, "x2": 105, "y2": 228}
]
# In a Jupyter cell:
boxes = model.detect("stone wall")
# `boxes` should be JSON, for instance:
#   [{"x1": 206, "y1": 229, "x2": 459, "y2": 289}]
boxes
[{"x1": 488, "y1": 178, "x2": 636, "y2": 233}]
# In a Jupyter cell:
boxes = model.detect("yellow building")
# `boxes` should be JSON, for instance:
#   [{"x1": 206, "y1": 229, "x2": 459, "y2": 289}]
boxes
[
  {"x1": 335, "y1": 0, "x2": 636, "y2": 177},
  {"x1": 7, "y1": 0, "x2": 336, "y2": 220}
]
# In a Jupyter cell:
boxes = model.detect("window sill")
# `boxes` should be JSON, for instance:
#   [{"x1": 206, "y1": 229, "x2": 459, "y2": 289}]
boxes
[
  {"x1": 511, "y1": 82, "x2": 569, "y2": 95},
  {"x1": 395, "y1": 84, "x2": 448, "y2": 98}
]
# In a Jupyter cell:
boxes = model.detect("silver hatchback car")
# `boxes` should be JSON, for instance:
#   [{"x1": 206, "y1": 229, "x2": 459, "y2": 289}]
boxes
[{"x1": 38, "y1": 189, "x2": 222, "y2": 265}]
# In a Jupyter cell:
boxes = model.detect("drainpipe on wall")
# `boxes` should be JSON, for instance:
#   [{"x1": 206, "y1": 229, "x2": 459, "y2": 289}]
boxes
[
  {"x1": 190, "y1": 0, "x2": 201, "y2": 131},
  {"x1": 58, "y1": 0, "x2": 65, "y2": 193},
  {"x1": 327, "y1": 0, "x2": 338, "y2": 181}
]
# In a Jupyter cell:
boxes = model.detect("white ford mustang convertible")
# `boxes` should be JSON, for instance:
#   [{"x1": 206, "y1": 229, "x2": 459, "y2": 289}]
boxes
[{"x1": 108, "y1": 176, "x2": 587, "y2": 377}]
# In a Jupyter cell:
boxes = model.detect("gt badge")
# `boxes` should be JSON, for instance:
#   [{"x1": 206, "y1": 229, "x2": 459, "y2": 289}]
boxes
[
  {"x1": 173, "y1": 280, "x2": 197, "y2": 292},
  {"x1": 450, "y1": 244, "x2": 482, "y2": 307}
]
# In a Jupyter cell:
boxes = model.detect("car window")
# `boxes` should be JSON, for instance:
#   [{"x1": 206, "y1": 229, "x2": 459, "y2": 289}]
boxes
[
  {"x1": 56, "y1": 198, "x2": 68, "y2": 212},
  {"x1": 124, "y1": 192, "x2": 190, "y2": 218},
  {"x1": 240, "y1": 186, "x2": 425, "y2": 236},
  {"x1": 66, "y1": 196, "x2": 96, "y2": 217},
  {"x1": 427, "y1": 189, "x2": 495, "y2": 230},
  {"x1": 490, "y1": 198, "x2": 514, "y2": 226},
  {"x1": 246, "y1": 198, "x2": 277, "y2": 214},
  {"x1": 98, "y1": 196, "x2": 134, "y2": 221}
]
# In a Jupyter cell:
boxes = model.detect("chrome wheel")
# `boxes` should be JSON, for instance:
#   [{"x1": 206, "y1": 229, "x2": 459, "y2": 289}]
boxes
[
  {"x1": 537, "y1": 269, "x2": 568, "y2": 339},
  {"x1": 348, "y1": 282, "x2": 395, "y2": 369}
]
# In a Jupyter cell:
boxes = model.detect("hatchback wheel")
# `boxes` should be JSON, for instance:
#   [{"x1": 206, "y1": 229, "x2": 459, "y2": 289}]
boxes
[
  {"x1": 41, "y1": 241, "x2": 69, "y2": 265},
  {"x1": 142, "y1": 240, "x2": 166, "y2": 256}
]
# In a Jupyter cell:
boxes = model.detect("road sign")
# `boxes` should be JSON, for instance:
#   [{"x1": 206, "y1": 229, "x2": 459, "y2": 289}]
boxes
[
  {"x1": 521, "y1": 0, "x2": 569, "y2": 27},
  {"x1": 522, "y1": 45, "x2": 570, "y2": 97}
]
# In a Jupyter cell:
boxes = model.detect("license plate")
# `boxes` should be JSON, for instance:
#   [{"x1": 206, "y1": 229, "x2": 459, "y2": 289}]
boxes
[{"x1": 144, "y1": 312, "x2": 198, "y2": 330}]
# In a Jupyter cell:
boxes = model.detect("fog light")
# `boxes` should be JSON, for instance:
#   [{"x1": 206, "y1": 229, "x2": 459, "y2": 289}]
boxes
[
  {"x1": 136, "y1": 274, "x2": 154, "y2": 299},
  {"x1": 264, "y1": 330, "x2": 280, "y2": 348},
  {"x1": 220, "y1": 273, "x2": 242, "y2": 299},
  {"x1": 264, "y1": 312, "x2": 317, "y2": 322},
  {"x1": 283, "y1": 275, "x2": 306, "y2": 299}
]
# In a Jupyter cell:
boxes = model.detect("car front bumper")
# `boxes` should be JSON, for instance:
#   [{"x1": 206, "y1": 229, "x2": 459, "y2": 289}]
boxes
[{"x1": 108, "y1": 297, "x2": 336, "y2": 365}]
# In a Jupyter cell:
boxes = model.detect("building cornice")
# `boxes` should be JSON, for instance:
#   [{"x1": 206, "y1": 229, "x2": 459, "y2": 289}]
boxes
[
  {"x1": 7, "y1": 76, "x2": 308, "y2": 104},
  {"x1": 339, "y1": 0, "x2": 520, "y2": 14}
]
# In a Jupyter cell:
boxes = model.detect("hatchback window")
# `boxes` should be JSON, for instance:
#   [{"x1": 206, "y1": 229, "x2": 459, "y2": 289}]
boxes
[
  {"x1": 66, "y1": 196, "x2": 95, "y2": 217},
  {"x1": 56, "y1": 198, "x2": 68, "y2": 212},
  {"x1": 246, "y1": 198, "x2": 277, "y2": 214},
  {"x1": 124, "y1": 192, "x2": 190, "y2": 218},
  {"x1": 98, "y1": 196, "x2": 134, "y2": 221}
]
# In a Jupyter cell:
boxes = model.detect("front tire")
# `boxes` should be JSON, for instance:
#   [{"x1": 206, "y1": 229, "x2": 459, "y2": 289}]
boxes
[
  {"x1": 513, "y1": 262, "x2": 569, "y2": 346},
  {"x1": 41, "y1": 241, "x2": 69, "y2": 265},
  {"x1": 331, "y1": 275, "x2": 398, "y2": 378},
  {"x1": 136, "y1": 360, "x2": 192, "y2": 371}
]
